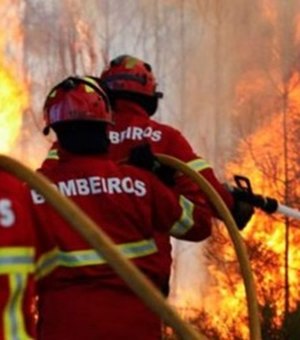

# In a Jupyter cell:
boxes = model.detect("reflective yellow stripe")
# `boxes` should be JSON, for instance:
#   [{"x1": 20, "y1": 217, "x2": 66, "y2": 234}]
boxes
[
  {"x1": 83, "y1": 77, "x2": 100, "y2": 89},
  {"x1": 36, "y1": 238, "x2": 157, "y2": 279},
  {"x1": 0, "y1": 248, "x2": 35, "y2": 274},
  {"x1": 170, "y1": 196, "x2": 195, "y2": 237},
  {"x1": 4, "y1": 274, "x2": 32, "y2": 340},
  {"x1": 35, "y1": 248, "x2": 58, "y2": 280},
  {"x1": 83, "y1": 76, "x2": 98, "y2": 85},
  {"x1": 84, "y1": 84, "x2": 95, "y2": 93},
  {"x1": 186, "y1": 158, "x2": 211, "y2": 172},
  {"x1": 49, "y1": 89, "x2": 56, "y2": 98},
  {"x1": 46, "y1": 149, "x2": 59, "y2": 160}
]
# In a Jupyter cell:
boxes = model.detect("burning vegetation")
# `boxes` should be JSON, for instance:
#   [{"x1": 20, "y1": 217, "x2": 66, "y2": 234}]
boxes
[
  {"x1": 165, "y1": 1, "x2": 300, "y2": 338},
  {"x1": 167, "y1": 49, "x2": 300, "y2": 340}
]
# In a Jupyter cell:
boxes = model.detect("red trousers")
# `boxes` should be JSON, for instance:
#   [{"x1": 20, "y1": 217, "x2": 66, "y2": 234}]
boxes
[{"x1": 37, "y1": 283, "x2": 162, "y2": 340}]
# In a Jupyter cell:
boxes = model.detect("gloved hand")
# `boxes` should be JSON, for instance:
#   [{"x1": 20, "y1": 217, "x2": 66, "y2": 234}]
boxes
[
  {"x1": 230, "y1": 197, "x2": 255, "y2": 230},
  {"x1": 128, "y1": 143, "x2": 176, "y2": 186}
]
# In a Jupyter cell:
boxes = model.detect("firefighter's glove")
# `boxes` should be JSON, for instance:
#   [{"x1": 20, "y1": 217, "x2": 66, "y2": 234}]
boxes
[
  {"x1": 231, "y1": 198, "x2": 255, "y2": 230},
  {"x1": 128, "y1": 143, "x2": 176, "y2": 186}
]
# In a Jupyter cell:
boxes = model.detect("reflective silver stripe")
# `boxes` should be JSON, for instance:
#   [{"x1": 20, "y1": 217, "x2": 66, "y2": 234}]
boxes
[
  {"x1": 4, "y1": 274, "x2": 32, "y2": 340},
  {"x1": 46, "y1": 149, "x2": 59, "y2": 160},
  {"x1": 36, "y1": 238, "x2": 158, "y2": 279},
  {"x1": 170, "y1": 196, "x2": 195, "y2": 237},
  {"x1": 0, "y1": 248, "x2": 35, "y2": 274},
  {"x1": 186, "y1": 158, "x2": 211, "y2": 172}
]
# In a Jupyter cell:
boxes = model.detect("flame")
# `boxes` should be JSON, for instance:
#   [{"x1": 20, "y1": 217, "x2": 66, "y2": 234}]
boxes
[
  {"x1": 0, "y1": 60, "x2": 28, "y2": 153},
  {"x1": 0, "y1": 0, "x2": 28, "y2": 155}
]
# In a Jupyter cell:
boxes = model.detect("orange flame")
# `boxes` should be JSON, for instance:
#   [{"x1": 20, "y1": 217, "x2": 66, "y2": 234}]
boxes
[
  {"x1": 0, "y1": 1, "x2": 28, "y2": 155},
  {"x1": 0, "y1": 61, "x2": 28, "y2": 153}
]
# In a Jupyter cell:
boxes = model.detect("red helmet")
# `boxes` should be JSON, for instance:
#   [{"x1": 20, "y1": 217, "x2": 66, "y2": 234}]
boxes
[
  {"x1": 100, "y1": 55, "x2": 163, "y2": 98},
  {"x1": 43, "y1": 77, "x2": 113, "y2": 134}
]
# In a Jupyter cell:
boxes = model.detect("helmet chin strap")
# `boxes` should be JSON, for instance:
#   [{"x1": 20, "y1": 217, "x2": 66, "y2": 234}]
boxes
[{"x1": 146, "y1": 97, "x2": 159, "y2": 116}]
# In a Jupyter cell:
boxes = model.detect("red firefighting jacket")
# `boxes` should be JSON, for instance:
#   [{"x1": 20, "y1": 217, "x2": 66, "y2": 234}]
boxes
[
  {"x1": 42, "y1": 100, "x2": 234, "y2": 216},
  {"x1": 0, "y1": 171, "x2": 36, "y2": 340},
  {"x1": 107, "y1": 100, "x2": 234, "y2": 213},
  {"x1": 33, "y1": 152, "x2": 212, "y2": 340}
]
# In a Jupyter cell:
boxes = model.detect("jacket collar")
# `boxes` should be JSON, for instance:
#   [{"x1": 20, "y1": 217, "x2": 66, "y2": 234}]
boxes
[
  {"x1": 113, "y1": 99, "x2": 149, "y2": 118},
  {"x1": 57, "y1": 148, "x2": 110, "y2": 163}
]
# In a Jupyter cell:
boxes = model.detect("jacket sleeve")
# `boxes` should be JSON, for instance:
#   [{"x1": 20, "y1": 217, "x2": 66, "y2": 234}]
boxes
[
  {"x1": 164, "y1": 127, "x2": 234, "y2": 218},
  {"x1": 149, "y1": 174, "x2": 212, "y2": 242}
]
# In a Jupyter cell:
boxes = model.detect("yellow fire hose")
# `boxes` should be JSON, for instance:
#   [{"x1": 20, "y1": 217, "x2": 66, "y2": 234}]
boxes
[
  {"x1": 156, "y1": 154, "x2": 261, "y2": 340},
  {"x1": 0, "y1": 154, "x2": 205, "y2": 340}
]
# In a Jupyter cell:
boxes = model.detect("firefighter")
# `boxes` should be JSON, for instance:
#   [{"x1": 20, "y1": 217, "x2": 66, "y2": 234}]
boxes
[
  {"x1": 33, "y1": 77, "x2": 213, "y2": 340},
  {"x1": 99, "y1": 55, "x2": 253, "y2": 227},
  {"x1": 0, "y1": 170, "x2": 37, "y2": 339}
]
